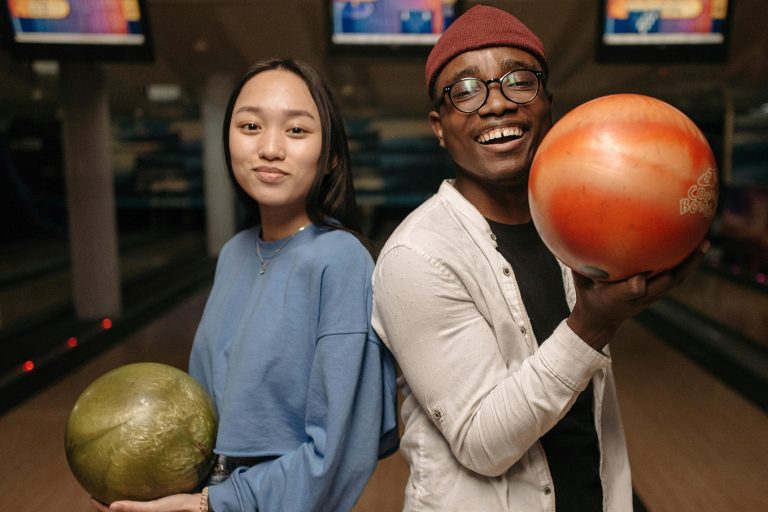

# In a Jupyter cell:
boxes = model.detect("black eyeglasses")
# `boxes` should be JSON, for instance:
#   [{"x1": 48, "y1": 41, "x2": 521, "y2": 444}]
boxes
[{"x1": 437, "y1": 69, "x2": 544, "y2": 113}]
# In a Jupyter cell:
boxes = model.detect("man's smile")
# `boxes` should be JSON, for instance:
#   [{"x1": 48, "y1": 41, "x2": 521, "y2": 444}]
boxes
[{"x1": 476, "y1": 125, "x2": 524, "y2": 144}]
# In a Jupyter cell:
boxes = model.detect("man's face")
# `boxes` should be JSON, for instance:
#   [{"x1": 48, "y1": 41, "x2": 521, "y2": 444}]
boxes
[{"x1": 429, "y1": 46, "x2": 553, "y2": 191}]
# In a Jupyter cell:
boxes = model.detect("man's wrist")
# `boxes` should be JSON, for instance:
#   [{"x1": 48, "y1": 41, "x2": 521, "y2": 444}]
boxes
[{"x1": 566, "y1": 310, "x2": 618, "y2": 352}]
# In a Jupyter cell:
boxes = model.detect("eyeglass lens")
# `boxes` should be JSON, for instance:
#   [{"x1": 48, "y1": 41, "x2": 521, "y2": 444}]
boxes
[{"x1": 450, "y1": 70, "x2": 540, "y2": 113}]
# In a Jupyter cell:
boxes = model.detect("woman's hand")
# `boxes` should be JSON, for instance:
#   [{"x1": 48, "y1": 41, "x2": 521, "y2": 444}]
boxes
[{"x1": 90, "y1": 493, "x2": 202, "y2": 512}]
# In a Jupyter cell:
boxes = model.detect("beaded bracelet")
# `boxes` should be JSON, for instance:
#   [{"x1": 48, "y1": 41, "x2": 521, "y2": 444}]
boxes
[{"x1": 200, "y1": 487, "x2": 209, "y2": 512}]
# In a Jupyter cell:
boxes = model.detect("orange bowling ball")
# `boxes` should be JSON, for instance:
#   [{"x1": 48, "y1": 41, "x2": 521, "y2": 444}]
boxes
[{"x1": 529, "y1": 94, "x2": 718, "y2": 281}]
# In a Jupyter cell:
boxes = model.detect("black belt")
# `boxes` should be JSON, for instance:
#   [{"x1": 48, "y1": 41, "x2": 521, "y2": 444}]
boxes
[{"x1": 205, "y1": 454, "x2": 277, "y2": 486}]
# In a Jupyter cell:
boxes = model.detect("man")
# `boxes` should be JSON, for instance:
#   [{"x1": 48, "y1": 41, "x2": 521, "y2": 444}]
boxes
[{"x1": 371, "y1": 4, "x2": 705, "y2": 511}]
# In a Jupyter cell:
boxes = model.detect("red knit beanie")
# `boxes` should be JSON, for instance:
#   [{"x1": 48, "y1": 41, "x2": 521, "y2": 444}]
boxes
[{"x1": 425, "y1": 4, "x2": 548, "y2": 98}]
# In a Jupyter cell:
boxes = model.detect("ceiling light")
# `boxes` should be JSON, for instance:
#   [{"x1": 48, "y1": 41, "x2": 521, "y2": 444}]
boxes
[
  {"x1": 31, "y1": 60, "x2": 59, "y2": 76},
  {"x1": 146, "y1": 83, "x2": 182, "y2": 102}
]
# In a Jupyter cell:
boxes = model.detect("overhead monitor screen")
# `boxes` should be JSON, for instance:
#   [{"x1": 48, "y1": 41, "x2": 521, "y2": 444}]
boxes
[
  {"x1": 330, "y1": 0, "x2": 459, "y2": 46},
  {"x1": 598, "y1": 0, "x2": 730, "y2": 62},
  {"x1": 0, "y1": 0, "x2": 153, "y2": 60}
]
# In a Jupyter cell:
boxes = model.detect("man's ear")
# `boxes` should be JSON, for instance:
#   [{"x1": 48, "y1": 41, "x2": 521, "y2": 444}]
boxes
[{"x1": 429, "y1": 110, "x2": 446, "y2": 148}]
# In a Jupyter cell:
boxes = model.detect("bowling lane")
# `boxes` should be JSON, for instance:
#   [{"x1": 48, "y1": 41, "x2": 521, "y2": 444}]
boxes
[
  {"x1": 0, "y1": 286, "x2": 410, "y2": 512},
  {"x1": 666, "y1": 266, "x2": 768, "y2": 347},
  {"x1": 0, "y1": 289, "x2": 208, "y2": 512},
  {"x1": 611, "y1": 320, "x2": 768, "y2": 512},
  {"x1": 0, "y1": 229, "x2": 206, "y2": 331},
  {"x1": 634, "y1": 265, "x2": 768, "y2": 412},
  {"x1": 1, "y1": 284, "x2": 766, "y2": 512},
  {"x1": 0, "y1": 228, "x2": 214, "y2": 413}
]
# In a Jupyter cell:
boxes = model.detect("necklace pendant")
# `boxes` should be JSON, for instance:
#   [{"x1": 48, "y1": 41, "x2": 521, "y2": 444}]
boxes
[{"x1": 256, "y1": 224, "x2": 308, "y2": 276}]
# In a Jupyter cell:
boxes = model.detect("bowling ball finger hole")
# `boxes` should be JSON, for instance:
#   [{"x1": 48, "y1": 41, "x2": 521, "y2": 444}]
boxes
[{"x1": 579, "y1": 265, "x2": 611, "y2": 280}]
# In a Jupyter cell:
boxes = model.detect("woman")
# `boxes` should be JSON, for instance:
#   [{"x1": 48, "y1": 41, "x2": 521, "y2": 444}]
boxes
[{"x1": 95, "y1": 58, "x2": 399, "y2": 512}]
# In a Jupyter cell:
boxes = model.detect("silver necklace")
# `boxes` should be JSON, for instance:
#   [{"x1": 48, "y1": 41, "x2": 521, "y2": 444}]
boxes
[{"x1": 256, "y1": 225, "x2": 308, "y2": 275}]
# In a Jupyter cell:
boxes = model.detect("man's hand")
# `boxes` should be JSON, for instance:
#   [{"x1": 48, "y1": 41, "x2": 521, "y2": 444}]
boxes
[
  {"x1": 567, "y1": 241, "x2": 709, "y2": 351},
  {"x1": 90, "y1": 493, "x2": 202, "y2": 512}
]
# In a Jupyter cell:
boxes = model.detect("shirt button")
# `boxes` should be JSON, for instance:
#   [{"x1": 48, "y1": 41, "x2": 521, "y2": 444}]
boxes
[
  {"x1": 520, "y1": 326, "x2": 527, "y2": 336},
  {"x1": 502, "y1": 267, "x2": 511, "y2": 276},
  {"x1": 544, "y1": 486, "x2": 552, "y2": 495},
  {"x1": 490, "y1": 233, "x2": 497, "y2": 241}
]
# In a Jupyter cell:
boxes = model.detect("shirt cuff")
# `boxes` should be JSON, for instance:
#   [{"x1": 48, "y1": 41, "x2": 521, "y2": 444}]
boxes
[
  {"x1": 536, "y1": 320, "x2": 610, "y2": 391},
  {"x1": 207, "y1": 475, "x2": 242, "y2": 512}
]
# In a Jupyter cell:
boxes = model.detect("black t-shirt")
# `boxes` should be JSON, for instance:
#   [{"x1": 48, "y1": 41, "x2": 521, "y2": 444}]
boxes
[{"x1": 488, "y1": 219, "x2": 603, "y2": 511}]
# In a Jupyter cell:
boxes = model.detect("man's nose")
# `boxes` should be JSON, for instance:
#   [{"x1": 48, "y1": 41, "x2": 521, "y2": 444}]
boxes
[{"x1": 482, "y1": 83, "x2": 519, "y2": 115}]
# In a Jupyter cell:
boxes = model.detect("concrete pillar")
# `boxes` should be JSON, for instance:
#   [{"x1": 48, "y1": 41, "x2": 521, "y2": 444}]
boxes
[
  {"x1": 59, "y1": 63, "x2": 121, "y2": 320},
  {"x1": 201, "y1": 74, "x2": 236, "y2": 256}
]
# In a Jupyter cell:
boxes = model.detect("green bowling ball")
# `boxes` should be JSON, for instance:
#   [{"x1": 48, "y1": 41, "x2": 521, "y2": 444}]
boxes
[{"x1": 65, "y1": 362, "x2": 218, "y2": 504}]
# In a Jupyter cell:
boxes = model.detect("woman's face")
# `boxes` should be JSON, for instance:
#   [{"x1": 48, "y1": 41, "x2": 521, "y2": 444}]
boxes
[{"x1": 228, "y1": 69, "x2": 323, "y2": 219}]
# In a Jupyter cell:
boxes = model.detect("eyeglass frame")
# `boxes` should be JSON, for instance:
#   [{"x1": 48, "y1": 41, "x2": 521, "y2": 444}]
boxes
[{"x1": 435, "y1": 69, "x2": 545, "y2": 113}]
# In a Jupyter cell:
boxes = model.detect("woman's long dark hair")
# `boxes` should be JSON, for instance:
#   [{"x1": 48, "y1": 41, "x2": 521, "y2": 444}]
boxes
[{"x1": 222, "y1": 58, "x2": 369, "y2": 248}]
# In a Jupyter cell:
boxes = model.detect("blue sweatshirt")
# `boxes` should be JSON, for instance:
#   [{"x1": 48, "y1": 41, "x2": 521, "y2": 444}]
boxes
[{"x1": 189, "y1": 224, "x2": 399, "y2": 512}]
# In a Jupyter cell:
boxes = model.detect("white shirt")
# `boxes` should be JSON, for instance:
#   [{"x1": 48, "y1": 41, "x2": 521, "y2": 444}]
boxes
[{"x1": 372, "y1": 181, "x2": 632, "y2": 511}]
